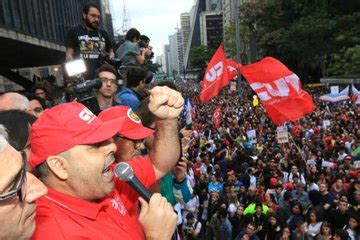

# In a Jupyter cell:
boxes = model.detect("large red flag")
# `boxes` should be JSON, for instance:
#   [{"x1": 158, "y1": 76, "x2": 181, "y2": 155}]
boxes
[
  {"x1": 212, "y1": 106, "x2": 222, "y2": 129},
  {"x1": 241, "y1": 57, "x2": 315, "y2": 125},
  {"x1": 200, "y1": 46, "x2": 229, "y2": 103},
  {"x1": 226, "y1": 59, "x2": 242, "y2": 80}
]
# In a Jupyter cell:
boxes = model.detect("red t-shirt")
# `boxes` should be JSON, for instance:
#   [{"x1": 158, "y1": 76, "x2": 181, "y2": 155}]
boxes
[
  {"x1": 193, "y1": 162, "x2": 202, "y2": 178},
  {"x1": 31, "y1": 156, "x2": 156, "y2": 240}
]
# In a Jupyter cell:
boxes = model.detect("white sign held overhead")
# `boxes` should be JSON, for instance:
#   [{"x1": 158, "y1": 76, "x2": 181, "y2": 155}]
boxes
[
  {"x1": 276, "y1": 126, "x2": 289, "y2": 143},
  {"x1": 330, "y1": 86, "x2": 339, "y2": 94},
  {"x1": 323, "y1": 120, "x2": 331, "y2": 129},
  {"x1": 246, "y1": 129, "x2": 257, "y2": 143}
]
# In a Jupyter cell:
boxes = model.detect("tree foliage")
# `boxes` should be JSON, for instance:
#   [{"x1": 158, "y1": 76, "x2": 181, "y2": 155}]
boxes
[
  {"x1": 225, "y1": 0, "x2": 360, "y2": 82},
  {"x1": 188, "y1": 45, "x2": 216, "y2": 81}
]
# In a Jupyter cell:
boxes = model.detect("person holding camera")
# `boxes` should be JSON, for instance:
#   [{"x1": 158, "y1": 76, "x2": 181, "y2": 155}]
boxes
[
  {"x1": 65, "y1": 3, "x2": 114, "y2": 80},
  {"x1": 95, "y1": 64, "x2": 121, "y2": 111},
  {"x1": 139, "y1": 35, "x2": 154, "y2": 58},
  {"x1": 183, "y1": 212, "x2": 202, "y2": 240},
  {"x1": 116, "y1": 28, "x2": 152, "y2": 66}
]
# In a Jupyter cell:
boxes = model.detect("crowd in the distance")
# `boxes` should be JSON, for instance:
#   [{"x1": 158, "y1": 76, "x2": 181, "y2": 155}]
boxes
[
  {"x1": 0, "y1": 2, "x2": 359, "y2": 240},
  {"x1": 174, "y1": 82, "x2": 359, "y2": 240}
]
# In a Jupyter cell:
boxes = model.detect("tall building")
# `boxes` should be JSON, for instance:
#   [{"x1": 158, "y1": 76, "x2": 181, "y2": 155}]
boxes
[
  {"x1": 176, "y1": 30, "x2": 184, "y2": 75},
  {"x1": 184, "y1": 0, "x2": 207, "y2": 69},
  {"x1": 189, "y1": 5, "x2": 197, "y2": 29},
  {"x1": 101, "y1": 0, "x2": 114, "y2": 39},
  {"x1": 222, "y1": 0, "x2": 235, "y2": 31},
  {"x1": 163, "y1": 45, "x2": 170, "y2": 76},
  {"x1": 160, "y1": 54, "x2": 166, "y2": 74},
  {"x1": 180, "y1": 13, "x2": 191, "y2": 62},
  {"x1": 168, "y1": 33, "x2": 179, "y2": 78},
  {"x1": 199, "y1": 11, "x2": 223, "y2": 48},
  {"x1": 168, "y1": 29, "x2": 185, "y2": 78},
  {"x1": 206, "y1": 0, "x2": 222, "y2": 11},
  {"x1": 155, "y1": 55, "x2": 163, "y2": 74}
]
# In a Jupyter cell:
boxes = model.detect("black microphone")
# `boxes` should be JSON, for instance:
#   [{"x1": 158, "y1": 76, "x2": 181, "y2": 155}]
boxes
[{"x1": 114, "y1": 162, "x2": 152, "y2": 202}]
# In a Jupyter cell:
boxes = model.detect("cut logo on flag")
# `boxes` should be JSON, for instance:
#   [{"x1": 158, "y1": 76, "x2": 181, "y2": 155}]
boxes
[
  {"x1": 241, "y1": 57, "x2": 315, "y2": 125},
  {"x1": 200, "y1": 45, "x2": 229, "y2": 103}
]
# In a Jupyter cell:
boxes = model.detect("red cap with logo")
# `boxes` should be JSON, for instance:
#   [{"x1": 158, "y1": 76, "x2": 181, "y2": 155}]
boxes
[
  {"x1": 98, "y1": 106, "x2": 154, "y2": 140},
  {"x1": 29, "y1": 102, "x2": 126, "y2": 167}
]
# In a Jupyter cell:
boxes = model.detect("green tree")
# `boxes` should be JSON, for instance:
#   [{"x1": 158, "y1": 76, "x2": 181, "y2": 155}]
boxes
[
  {"x1": 226, "y1": 0, "x2": 360, "y2": 82},
  {"x1": 188, "y1": 45, "x2": 216, "y2": 81}
]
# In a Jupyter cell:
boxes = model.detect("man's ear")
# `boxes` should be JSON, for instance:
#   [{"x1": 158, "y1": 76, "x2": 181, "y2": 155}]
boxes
[
  {"x1": 83, "y1": 13, "x2": 86, "y2": 21},
  {"x1": 46, "y1": 155, "x2": 70, "y2": 181}
]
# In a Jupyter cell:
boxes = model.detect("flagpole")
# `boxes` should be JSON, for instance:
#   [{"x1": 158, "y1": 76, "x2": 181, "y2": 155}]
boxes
[
  {"x1": 234, "y1": 0, "x2": 242, "y2": 94},
  {"x1": 289, "y1": 134, "x2": 307, "y2": 165}
]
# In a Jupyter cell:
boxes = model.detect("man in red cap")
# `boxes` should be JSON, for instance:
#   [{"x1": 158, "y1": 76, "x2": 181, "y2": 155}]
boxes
[
  {"x1": 30, "y1": 86, "x2": 184, "y2": 239},
  {"x1": 98, "y1": 105, "x2": 154, "y2": 163}
]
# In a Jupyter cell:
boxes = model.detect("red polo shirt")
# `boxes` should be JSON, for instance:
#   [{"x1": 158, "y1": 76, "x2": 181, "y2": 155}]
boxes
[{"x1": 31, "y1": 155, "x2": 156, "y2": 240}]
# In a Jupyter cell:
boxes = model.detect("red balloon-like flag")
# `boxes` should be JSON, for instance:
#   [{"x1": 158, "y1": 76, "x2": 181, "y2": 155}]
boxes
[
  {"x1": 200, "y1": 46, "x2": 229, "y2": 103},
  {"x1": 241, "y1": 57, "x2": 316, "y2": 125}
]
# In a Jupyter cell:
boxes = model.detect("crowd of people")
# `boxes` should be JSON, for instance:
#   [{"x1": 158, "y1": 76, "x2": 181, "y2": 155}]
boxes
[
  {"x1": 0, "y1": 2, "x2": 359, "y2": 240},
  {"x1": 174, "y1": 83, "x2": 359, "y2": 240}
]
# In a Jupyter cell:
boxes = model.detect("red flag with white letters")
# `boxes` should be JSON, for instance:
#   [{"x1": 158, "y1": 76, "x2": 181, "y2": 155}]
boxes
[
  {"x1": 200, "y1": 46, "x2": 229, "y2": 103},
  {"x1": 241, "y1": 57, "x2": 315, "y2": 125},
  {"x1": 212, "y1": 106, "x2": 222, "y2": 129}
]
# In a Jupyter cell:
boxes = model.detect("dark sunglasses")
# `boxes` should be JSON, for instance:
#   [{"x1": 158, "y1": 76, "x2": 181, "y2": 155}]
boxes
[{"x1": 0, "y1": 151, "x2": 27, "y2": 203}]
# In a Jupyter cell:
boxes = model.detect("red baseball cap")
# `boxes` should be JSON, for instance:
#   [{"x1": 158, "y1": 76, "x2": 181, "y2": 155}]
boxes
[
  {"x1": 29, "y1": 102, "x2": 126, "y2": 167},
  {"x1": 98, "y1": 106, "x2": 154, "y2": 140},
  {"x1": 270, "y1": 177, "x2": 278, "y2": 186},
  {"x1": 284, "y1": 183, "x2": 294, "y2": 191}
]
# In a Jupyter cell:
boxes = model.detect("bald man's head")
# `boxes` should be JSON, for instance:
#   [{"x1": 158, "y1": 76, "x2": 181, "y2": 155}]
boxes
[{"x1": 0, "y1": 92, "x2": 32, "y2": 112}]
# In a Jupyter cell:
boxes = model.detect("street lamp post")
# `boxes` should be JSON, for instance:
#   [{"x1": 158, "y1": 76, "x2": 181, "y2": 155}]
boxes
[
  {"x1": 183, "y1": 65, "x2": 186, "y2": 82},
  {"x1": 234, "y1": 0, "x2": 242, "y2": 94}
]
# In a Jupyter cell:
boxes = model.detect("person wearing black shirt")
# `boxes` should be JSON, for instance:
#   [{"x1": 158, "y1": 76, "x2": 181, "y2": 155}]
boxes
[
  {"x1": 327, "y1": 199, "x2": 351, "y2": 234},
  {"x1": 65, "y1": 3, "x2": 114, "y2": 80}
]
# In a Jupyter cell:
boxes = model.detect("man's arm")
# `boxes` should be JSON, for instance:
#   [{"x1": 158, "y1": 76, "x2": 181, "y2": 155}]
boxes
[
  {"x1": 173, "y1": 157, "x2": 193, "y2": 204},
  {"x1": 65, "y1": 48, "x2": 74, "y2": 60},
  {"x1": 148, "y1": 86, "x2": 184, "y2": 180},
  {"x1": 65, "y1": 28, "x2": 76, "y2": 60},
  {"x1": 102, "y1": 30, "x2": 114, "y2": 59},
  {"x1": 135, "y1": 49, "x2": 146, "y2": 65},
  {"x1": 108, "y1": 49, "x2": 115, "y2": 59}
]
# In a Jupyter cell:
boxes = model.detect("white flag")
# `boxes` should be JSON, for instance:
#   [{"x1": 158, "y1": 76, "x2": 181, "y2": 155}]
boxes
[
  {"x1": 352, "y1": 84, "x2": 359, "y2": 95},
  {"x1": 339, "y1": 85, "x2": 349, "y2": 95},
  {"x1": 352, "y1": 85, "x2": 360, "y2": 105}
]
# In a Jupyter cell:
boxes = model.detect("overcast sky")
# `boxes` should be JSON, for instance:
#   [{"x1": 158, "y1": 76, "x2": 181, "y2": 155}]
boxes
[{"x1": 110, "y1": 0, "x2": 195, "y2": 58}]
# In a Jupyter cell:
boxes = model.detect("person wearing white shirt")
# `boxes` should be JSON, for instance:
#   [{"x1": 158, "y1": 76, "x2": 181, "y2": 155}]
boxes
[
  {"x1": 307, "y1": 177, "x2": 320, "y2": 191},
  {"x1": 288, "y1": 165, "x2": 306, "y2": 185}
]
